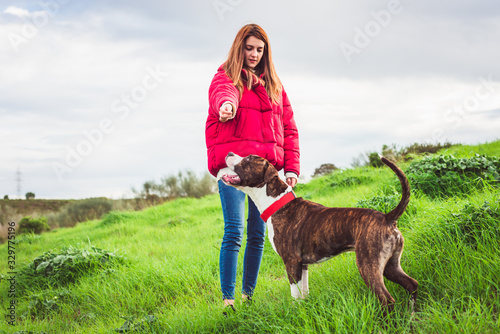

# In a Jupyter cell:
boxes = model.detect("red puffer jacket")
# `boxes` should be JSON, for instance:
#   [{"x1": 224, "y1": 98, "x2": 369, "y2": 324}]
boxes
[{"x1": 205, "y1": 65, "x2": 300, "y2": 177}]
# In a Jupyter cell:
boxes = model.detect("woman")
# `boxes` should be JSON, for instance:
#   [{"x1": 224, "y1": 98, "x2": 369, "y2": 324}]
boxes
[{"x1": 205, "y1": 24, "x2": 300, "y2": 311}]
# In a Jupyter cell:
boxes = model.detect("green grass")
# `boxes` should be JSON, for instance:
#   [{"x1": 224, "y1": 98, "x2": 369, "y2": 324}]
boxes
[
  {"x1": 1, "y1": 139, "x2": 499, "y2": 333},
  {"x1": 438, "y1": 139, "x2": 500, "y2": 158}
]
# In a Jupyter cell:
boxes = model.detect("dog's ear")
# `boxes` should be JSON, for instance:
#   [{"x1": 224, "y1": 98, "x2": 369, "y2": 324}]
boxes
[
  {"x1": 264, "y1": 162, "x2": 288, "y2": 197},
  {"x1": 264, "y1": 162, "x2": 277, "y2": 183}
]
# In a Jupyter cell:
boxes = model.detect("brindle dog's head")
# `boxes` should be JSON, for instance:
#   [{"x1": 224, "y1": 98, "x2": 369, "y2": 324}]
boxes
[{"x1": 222, "y1": 152, "x2": 288, "y2": 197}]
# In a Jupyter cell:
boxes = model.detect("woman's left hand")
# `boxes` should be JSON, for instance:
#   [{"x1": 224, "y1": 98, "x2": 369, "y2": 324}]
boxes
[{"x1": 286, "y1": 177, "x2": 297, "y2": 188}]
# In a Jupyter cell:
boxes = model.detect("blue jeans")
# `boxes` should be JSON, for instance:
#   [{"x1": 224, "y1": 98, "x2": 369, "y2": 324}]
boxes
[{"x1": 218, "y1": 180, "x2": 266, "y2": 300}]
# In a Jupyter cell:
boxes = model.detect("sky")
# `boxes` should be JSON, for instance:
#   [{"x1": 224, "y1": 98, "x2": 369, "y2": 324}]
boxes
[{"x1": 1, "y1": 0, "x2": 499, "y2": 199}]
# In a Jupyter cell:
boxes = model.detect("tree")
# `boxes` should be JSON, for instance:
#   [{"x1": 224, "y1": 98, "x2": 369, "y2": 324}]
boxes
[
  {"x1": 132, "y1": 170, "x2": 217, "y2": 202},
  {"x1": 26, "y1": 192, "x2": 35, "y2": 200},
  {"x1": 162, "y1": 175, "x2": 182, "y2": 198},
  {"x1": 313, "y1": 163, "x2": 338, "y2": 177}
]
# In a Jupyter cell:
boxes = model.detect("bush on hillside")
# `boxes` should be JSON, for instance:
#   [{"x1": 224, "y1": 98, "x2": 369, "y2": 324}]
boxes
[
  {"x1": 48, "y1": 198, "x2": 113, "y2": 228},
  {"x1": 18, "y1": 216, "x2": 50, "y2": 235},
  {"x1": 368, "y1": 152, "x2": 383, "y2": 168},
  {"x1": 415, "y1": 199, "x2": 500, "y2": 252},
  {"x1": 16, "y1": 245, "x2": 125, "y2": 293},
  {"x1": 406, "y1": 154, "x2": 500, "y2": 198},
  {"x1": 446, "y1": 200, "x2": 500, "y2": 249}
]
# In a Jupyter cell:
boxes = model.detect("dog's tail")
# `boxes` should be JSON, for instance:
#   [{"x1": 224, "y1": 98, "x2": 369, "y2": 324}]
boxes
[{"x1": 381, "y1": 156, "x2": 410, "y2": 223}]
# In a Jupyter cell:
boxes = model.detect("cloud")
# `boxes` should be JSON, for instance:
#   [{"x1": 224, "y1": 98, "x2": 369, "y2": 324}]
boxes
[
  {"x1": 286, "y1": 73, "x2": 500, "y2": 171},
  {"x1": 3, "y1": 6, "x2": 31, "y2": 17},
  {"x1": 1, "y1": 0, "x2": 499, "y2": 199}
]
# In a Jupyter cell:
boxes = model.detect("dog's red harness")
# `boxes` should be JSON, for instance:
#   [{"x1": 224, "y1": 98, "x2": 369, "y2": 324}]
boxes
[{"x1": 260, "y1": 191, "x2": 297, "y2": 221}]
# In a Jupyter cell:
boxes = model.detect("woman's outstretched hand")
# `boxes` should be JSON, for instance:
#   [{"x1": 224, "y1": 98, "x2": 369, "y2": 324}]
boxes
[{"x1": 219, "y1": 103, "x2": 233, "y2": 122}]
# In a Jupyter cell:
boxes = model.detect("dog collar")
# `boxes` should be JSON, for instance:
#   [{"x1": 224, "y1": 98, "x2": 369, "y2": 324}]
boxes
[{"x1": 260, "y1": 191, "x2": 297, "y2": 221}]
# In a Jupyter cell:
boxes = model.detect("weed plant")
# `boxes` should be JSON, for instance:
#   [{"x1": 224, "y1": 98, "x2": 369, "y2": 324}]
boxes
[
  {"x1": 406, "y1": 154, "x2": 500, "y2": 197},
  {"x1": 16, "y1": 244, "x2": 126, "y2": 294}
]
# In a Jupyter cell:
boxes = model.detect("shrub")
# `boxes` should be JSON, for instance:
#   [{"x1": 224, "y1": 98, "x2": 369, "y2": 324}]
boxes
[
  {"x1": 16, "y1": 245, "x2": 125, "y2": 293},
  {"x1": 18, "y1": 216, "x2": 50, "y2": 235},
  {"x1": 414, "y1": 199, "x2": 500, "y2": 252},
  {"x1": 406, "y1": 154, "x2": 500, "y2": 198},
  {"x1": 368, "y1": 152, "x2": 383, "y2": 168},
  {"x1": 445, "y1": 200, "x2": 500, "y2": 249},
  {"x1": 357, "y1": 193, "x2": 402, "y2": 214},
  {"x1": 49, "y1": 198, "x2": 113, "y2": 228},
  {"x1": 66, "y1": 198, "x2": 112, "y2": 222},
  {"x1": 356, "y1": 191, "x2": 416, "y2": 226}
]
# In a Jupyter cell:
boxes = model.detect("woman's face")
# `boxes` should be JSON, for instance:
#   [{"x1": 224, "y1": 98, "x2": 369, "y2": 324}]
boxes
[{"x1": 244, "y1": 36, "x2": 265, "y2": 70}]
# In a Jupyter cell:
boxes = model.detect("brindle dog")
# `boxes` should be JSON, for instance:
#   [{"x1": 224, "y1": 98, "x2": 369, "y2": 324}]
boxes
[{"x1": 221, "y1": 152, "x2": 418, "y2": 314}]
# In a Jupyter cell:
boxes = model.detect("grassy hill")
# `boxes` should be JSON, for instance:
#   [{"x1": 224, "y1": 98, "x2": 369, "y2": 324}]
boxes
[{"x1": 1, "y1": 140, "x2": 499, "y2": 333}]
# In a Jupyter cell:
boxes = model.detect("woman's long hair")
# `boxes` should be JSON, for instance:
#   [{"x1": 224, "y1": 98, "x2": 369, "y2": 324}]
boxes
[{"x1": 224, "y1": 24, "x2": 282, "y2": 104}]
